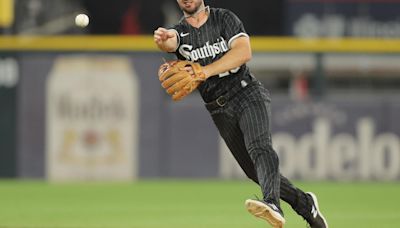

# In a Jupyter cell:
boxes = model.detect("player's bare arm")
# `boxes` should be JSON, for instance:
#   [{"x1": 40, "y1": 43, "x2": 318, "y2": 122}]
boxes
[
  {"x1": 154, "y1": 27, "x2": 178, "y2": 52},
  {"x1": 202, "y1": 36, "x2": 252, "y2": 78}
]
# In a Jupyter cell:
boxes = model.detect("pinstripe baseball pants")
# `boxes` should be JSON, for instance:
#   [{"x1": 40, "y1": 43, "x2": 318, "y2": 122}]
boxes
[{"x1": 206, "y1": 79, "x2": 312, "y2": 217}]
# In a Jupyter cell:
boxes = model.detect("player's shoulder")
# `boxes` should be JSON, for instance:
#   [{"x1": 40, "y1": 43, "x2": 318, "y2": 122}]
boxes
[
  {"x1": 210, "y1": 7, "x2": 240, "y2": 21},
  {"x1": 211, "y1": 7, "x2": 236, "y2": 17}
]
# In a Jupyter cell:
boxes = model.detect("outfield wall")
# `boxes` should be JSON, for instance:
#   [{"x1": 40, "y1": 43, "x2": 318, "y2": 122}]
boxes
[{"x1": 1, "y1": 36, "x2": 400, "y2": 181}]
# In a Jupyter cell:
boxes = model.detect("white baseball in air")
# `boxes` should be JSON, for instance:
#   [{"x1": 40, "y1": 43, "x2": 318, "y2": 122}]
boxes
[{"x1": 75, "y1": 14, "x2": 89, "y2": 28}]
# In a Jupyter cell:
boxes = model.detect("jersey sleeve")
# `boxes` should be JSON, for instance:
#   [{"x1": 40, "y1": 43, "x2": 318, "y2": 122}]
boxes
[
  {"x1": 168, "y1": 24, "x2": 182, "y2": 53},
  {"x1": 221, "y1": 10, "x2": 249, "y2": 48}
]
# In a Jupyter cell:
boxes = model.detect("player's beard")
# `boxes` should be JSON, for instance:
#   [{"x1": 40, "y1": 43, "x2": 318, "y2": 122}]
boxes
[{"x1": 179, "y1": 0, "x2": 204, "y2": 15}]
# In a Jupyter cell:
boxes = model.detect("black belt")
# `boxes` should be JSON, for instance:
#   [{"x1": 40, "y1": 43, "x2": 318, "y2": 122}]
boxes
[
  {"x1": 205, "y1": 80, "x2": 260, "y2": 110},
  {"x1": 205, "y1": 95, "x2": 228, "y2": 110}
]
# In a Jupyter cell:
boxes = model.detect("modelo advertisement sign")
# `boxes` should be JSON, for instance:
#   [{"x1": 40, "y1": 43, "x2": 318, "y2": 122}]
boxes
[
  {"x1": 220, "y1": 100, "x2": 400, "y2": 181},
  {"x1": 286, "y1": 0, "x2": 400, "y2": 38},
  {"x1": 46, "y1": 56, "x2": 139, "y2": 181}
]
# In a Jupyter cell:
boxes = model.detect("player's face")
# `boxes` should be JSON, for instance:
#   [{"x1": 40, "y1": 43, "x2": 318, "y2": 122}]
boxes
[{"x1": 177, "y1": 0, "x2": 204, "y2": 15}]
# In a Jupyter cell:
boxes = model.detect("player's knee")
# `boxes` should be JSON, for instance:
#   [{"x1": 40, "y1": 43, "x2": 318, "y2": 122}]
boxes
[{"x1": 248, "y1": 144, "x2": 279, "y2": 164}]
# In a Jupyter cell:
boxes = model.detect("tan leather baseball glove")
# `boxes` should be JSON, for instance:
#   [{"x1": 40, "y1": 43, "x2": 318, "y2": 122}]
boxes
[{"x1": 158, "y1": 60, "x2": 206, "y2": 101}]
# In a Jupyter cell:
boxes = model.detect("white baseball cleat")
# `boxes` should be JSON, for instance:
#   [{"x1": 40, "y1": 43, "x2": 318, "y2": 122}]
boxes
[
  {"x1": 306, "y1": 192, "x2": 329, "y2": 228},
  {"x1": 245, "y1": 199, "x2": 285, "y2": 228}
]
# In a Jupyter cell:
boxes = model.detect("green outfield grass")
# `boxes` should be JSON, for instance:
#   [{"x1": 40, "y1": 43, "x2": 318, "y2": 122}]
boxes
[{"x1": 0, "y1": 180, "x2": 399, "y2": 228}]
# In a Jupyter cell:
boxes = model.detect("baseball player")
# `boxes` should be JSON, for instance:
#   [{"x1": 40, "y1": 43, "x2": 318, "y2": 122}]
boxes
[{"x1": 154, "y1": 1, "x2": 328, "y2": 227}]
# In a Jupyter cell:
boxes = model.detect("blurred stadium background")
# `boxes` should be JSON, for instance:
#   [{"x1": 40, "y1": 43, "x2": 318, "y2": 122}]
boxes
[{"x1": 1, "y1": 0, "x2": 400, "y2": 227}]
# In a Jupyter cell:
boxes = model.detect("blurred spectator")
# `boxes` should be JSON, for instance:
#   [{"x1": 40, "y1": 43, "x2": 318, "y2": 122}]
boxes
[
  {"x1": 120, "y1": 1, "x2": 141, "y2": 34},
  {"x1": 289, "y1": 71, "x2": 309, "y2": 101}
]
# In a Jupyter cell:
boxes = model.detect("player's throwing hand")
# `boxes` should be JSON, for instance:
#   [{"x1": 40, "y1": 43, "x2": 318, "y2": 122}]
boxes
[{"x1": 154, "y1": 27, "x2": 175, "y2": 45}]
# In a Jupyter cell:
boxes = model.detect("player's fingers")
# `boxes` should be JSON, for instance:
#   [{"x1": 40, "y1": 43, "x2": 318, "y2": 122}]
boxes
[
  {"x1": 157, "y1": 27, "x2": 167, "y2": 32},
  {"x1": 179, "y1": 66, "x2": 191, "y2": 70},
  {"x1": 167, "y1": 31, "x2": 175, "y2": 38},
  {"x1": 159, "y1": 66, "x2": 183, "y2": 81},
  {"x1": 166, "y1": 77, "x2": 192, "y2": 95},
  {"x1": 154, "y1": 27, "x2": 166, "y2": 34},
  {"x1": 154, "y1": 35, "x2": 165, "y2": 42},
  {"x1": 154, "y1": 30, "x2": 164, "y2": 38},
  {"x1": 154, "y1": 30, "x2": 169, "y2": 41},
  {"x1": 161, "y1": 72, "x2": 188, "y2": 88},
  {"x1": 154, "y1": 35, "x2": 161, "y2": 43},
  {"x1": 155, "y1": 29, "x2": 169, "y2": 40},
  {"x1": 179, "y1": 66, "x2": 194, "y2": 76},
  {"x1": 154, "y1": 30, "x2": 165, "y2": 36}
]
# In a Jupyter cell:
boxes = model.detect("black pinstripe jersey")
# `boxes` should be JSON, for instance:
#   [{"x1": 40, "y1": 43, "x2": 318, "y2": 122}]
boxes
[{"x1": 171, "y1": 8, "x2": 254, "y2": 103}]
